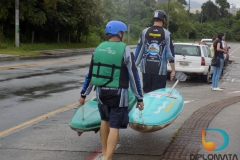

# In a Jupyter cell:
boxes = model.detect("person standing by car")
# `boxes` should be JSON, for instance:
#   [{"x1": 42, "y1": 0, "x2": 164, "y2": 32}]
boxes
[
  {"x1": 134, "y1": 10, "x2": 175, "y2": 93},
  {"x1": 210, "y1": 36, "x2": 217, "y2": 57},
  {"x1": 222, "y1": 40, "x2": 229, "y2": 68},
  {"x1": 78, "y1": 20, "x2": 144, "y2": 160},
  {"x1": 211, "y1": 33, "x2": 227, "y2": 91}
]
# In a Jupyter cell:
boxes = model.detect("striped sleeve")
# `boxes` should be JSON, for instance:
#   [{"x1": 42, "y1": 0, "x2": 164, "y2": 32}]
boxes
[
  {"x1": 164, "y1": 29, "x2": 175, "y2": 63},
  {"x1": 80, "y1": 53, "x2": 94, "y2": 98},
  {"x1": 134, "y1": 28, "x2": 148, "y2": 66},
  {"x1": 124, "y1": 46, "x2": 143, "y2": 102}
]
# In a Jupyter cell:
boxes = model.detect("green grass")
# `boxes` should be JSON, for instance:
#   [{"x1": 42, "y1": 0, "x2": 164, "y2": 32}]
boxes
[
  {"x1": 0, "y1": 38, "x2": 202, "y2": 57},
  {"x1": 0, "y1": 42, "x2": 101, "y2": 56},
  {"x1": 0, "y1": 40, "x2": 140, "y2": 56},
  {"x1": 171, "y1": 126, "x2": 183, "y2": 142}
]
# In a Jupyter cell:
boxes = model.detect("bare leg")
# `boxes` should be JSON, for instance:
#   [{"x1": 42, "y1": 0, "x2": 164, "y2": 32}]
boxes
[
  {"x1": 105, "y1": 128, "x2": 119, "y2": 160},
  {"x1": 100, "y1": 120, "x2": 110, "y2": 156}
]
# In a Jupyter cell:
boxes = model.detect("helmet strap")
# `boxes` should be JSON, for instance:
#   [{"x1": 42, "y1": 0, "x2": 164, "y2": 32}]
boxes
[
  {"x1": 117, "y1": 32, "x2": 124, "y2": 41},
  {"x1": 117, "y1": 35, "x2": 122, "y2": 41}
]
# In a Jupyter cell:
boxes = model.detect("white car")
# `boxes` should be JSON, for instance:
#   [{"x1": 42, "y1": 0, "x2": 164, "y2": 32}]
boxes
[
  {"x1": 200, "y1": 38, "x2": 212, "y2": 47},
  {"x1": 167, "y1": 43, "x2": 213, "y2": 83}
]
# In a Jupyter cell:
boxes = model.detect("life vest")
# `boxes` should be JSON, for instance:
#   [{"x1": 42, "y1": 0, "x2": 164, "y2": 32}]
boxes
[{"x1": 91, "y1": 41, "x2": 126, "y2": 87}]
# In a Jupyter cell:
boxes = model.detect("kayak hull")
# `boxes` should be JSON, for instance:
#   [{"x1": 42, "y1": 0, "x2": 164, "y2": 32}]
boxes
[
  {"x1": 128, "y1": 88, "x2": 184, "y2": 132},
  {"x1": 69, "y1": 89, "x2": 136, "y2": 136}
]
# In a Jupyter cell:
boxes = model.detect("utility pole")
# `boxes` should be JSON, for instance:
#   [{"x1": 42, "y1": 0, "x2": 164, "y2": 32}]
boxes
[
  {"x1": 15, "y1": 0, "x2": 19, "y2": 47},
  {"x1": 189, "y1": 0, "x2": 190, "y2": 15},
  {"x1": 167, "y1": 0, "x2": 170, "y2": 30},
  {"x1": 224, "y1": 3, "x2": 227, "y2": 39},
  {"x1": 187, "y1": 0, "x2": 190, "y2": 39},
  {"x1": 128, "y1": 0, "x2": 130, "y2": 44}
]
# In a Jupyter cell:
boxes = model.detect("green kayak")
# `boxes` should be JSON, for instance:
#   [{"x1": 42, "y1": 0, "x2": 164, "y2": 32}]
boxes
[{"x1": 69, "y1": 89, "x2": 136, "y2": 136}]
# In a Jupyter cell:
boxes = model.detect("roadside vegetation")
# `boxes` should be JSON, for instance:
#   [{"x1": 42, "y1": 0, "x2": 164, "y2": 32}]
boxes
[{"x1": 0, "y1": 0, "x2": 239, "y2": 56}]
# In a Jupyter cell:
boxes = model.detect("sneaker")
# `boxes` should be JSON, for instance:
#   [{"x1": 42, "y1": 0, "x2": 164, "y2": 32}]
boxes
[
  {"x1": 213, "y1": 88, "x2": 223, "y2": 91},
  {"x1": 100, "y1": 155, "x2": 105, "y2": 160}
]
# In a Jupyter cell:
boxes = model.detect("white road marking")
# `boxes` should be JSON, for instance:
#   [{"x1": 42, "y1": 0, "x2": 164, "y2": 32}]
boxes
[
  {"x1": 94, "y1": 154, "x2": 102, "y2": 160},
  {"x1": 230, "y1": 45, "x2": 240, "y2": 55},
  {"x1": 228, "y1": 91, "x2": 240, "y2": 94},
  {"x1": 230, "y1": 56, "x2": 240, "y2": 59},
  {"x1": 184, "y1": 100, "x2": 194, "y2": 104},
  {"x1": 231, "y1": 79, "x2": 235, "y2": 82}
]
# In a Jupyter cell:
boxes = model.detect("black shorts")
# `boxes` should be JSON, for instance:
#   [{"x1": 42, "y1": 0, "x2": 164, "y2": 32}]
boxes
[
  {"x1": 142, "y1": 73, "x2": 167, "y2": 93},
  {"x1": 98, "y1": 104, "x2": 129, "y2": 129}
]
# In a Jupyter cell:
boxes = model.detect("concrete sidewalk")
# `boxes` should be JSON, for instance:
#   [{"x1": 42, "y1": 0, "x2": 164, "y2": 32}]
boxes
[
  {"x1": 0, "y1": 45, "x2": 137, "y2": 59},
  {"x1": 161, "y1": 54, "x2": 240, "y2": 159}
]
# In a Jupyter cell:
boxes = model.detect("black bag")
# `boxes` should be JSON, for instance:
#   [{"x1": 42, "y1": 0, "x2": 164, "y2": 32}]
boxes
[{"x1": 211, "y1": 56, "x2": 220, "y2": 67}]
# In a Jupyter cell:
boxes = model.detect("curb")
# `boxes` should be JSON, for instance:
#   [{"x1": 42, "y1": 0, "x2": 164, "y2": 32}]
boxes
[
  {"x1": 0, "y1": 45, "x2": 137, "y2": 59},
  {"x1": 38, "y1": 45, "x2": 137, "y2": 55},
  {"x1": 0, "y1": 54, "x2": 20, "y2": 59},
  {"x1": 161, "y1": 96, "x2": 240, "y2": 160}
]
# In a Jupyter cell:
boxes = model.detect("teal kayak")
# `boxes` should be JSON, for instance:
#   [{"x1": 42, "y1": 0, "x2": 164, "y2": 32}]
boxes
[
  {"x1": 69, "y1": 89, "x2": 136, "y2": 136},
  {"x1": 128, "y1": 88, "x2": 184, "y2": 132}
]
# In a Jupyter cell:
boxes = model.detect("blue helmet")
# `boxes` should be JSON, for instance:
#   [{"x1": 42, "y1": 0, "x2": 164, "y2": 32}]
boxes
[{"x1": 105, "y1": 20, "x2": 127, "y2": 35}]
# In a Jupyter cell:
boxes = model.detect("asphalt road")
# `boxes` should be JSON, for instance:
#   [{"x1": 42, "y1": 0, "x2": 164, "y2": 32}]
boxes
[{"x1": 0, "y1": 43, "x2": 240, "y2": 160}]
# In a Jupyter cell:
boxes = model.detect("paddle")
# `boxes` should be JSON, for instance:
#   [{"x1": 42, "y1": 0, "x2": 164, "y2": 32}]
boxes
[{"x1": 155, "y1": 71, "x2": 187, "y2": 98}]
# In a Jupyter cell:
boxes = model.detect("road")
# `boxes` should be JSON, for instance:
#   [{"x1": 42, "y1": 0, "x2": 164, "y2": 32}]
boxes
[{"x1": 0, "y1": 43, "x2": 240, "y2": 160}]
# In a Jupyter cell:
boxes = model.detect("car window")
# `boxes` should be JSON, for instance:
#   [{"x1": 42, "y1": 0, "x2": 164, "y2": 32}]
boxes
[
  {"x1": 202, "y1": 40, "x2": 212, "y2": 46},
  {"x1": 206, "y1": 47, "x2": 212, "y2": 57},
  {"x1": 174, "y1": 45, "x2": 201, "y2": 57},
  {"x1": 202, "y1": 46, "x2": 208, "y2": 57}
]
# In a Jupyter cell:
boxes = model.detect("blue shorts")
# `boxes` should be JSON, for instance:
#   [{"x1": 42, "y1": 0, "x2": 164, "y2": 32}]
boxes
[{"x1": 98, "y1": 104, "x2": 129, "y2": 129}]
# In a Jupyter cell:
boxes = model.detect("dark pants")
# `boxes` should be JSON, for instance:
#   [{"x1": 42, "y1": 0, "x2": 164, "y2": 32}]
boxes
[{"x1": 142, "y1": 73, "x2": 167, "y2": 93}]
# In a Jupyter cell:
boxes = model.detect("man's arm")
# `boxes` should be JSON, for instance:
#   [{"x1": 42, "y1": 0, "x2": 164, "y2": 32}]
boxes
[
  {"x1": 168, "y1": 34, "x2": 175, "y2": 79},
  {"x1": 80, "y1": 53, "x2": 94, "y2": 99},
  {"x1": 124, "y1": 47, "x2": 143, "y2": 102},
  {"x1": 134, "y1": 30, "x2": 145, "y2": 66}
]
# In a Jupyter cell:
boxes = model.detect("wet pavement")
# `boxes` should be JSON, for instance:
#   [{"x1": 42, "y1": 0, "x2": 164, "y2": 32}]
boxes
[{"x1": 0, "y1": 43, "x2": 240, "y2": 160}]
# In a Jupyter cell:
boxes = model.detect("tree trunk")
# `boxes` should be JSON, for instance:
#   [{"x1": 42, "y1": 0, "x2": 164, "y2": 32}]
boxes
[
  {"x1": 85, "y1": 35, "x2": 88, "y2": 44},
  {"x1": 75, "y1": 30, "x2": 81, "y2": 43},
  {"x1": 69, "y1": 34, "x2": 70, "y2": 44},
  {"x1": 0, "y1": 26, "x2": 3, "y2": 47},
  {"x1": 32, "y1": 31, "x2": 34, "y2": 44},
  {"x1": 58, "y1": 32, "x2": 60, "y2": 43}
]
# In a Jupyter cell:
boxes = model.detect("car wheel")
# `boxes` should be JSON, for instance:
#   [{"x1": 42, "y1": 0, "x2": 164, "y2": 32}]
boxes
[{"x1": 202, "y1": 71, "x2": 211, "y2": 83}]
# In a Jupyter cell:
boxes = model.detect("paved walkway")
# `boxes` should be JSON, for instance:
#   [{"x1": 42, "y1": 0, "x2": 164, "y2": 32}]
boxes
[
  {"x1": 161, "y1": 58, "x2": 240, "y2": 159},
  {"x1": 0, "y1": 45, "x2": 137, "y2": 59}
]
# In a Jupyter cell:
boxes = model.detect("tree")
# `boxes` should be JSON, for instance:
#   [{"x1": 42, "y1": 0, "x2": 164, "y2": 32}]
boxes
[
  {"x1": 236, "y1": 10, "x2": 240, "y2": 20},
  {"x1": 215, "y1": 0, "x2": 230, "y2": 18},
  {"x1": 156, "y1": 1, "x2": 194, "y2": 38},
  {"x1": 177, "y1": 0, "x2": 187, "y2": 6},
  {"x1": 201, "y1": 1, "x2": 220, "y2": 22},
  {"x1": 0, "y1": 0, "x2": 239, "y2": 43}
]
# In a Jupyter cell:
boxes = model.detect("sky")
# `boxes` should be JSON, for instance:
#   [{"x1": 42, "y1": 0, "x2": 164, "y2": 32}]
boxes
[{"x1": 196, "y1": 0, "x2": 240, "y2": 8}]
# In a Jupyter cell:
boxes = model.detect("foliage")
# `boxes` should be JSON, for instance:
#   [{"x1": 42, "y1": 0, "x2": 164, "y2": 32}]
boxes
[
  {"x1": 177, "y1": 0, "x2": 187, "y2": 6},
  {"x1": 156, "y1": 1, "x2": 194, "y2": 39},
  {"x1": 0, "y1": 0, "x2": 239, "y2": 46},
  {"x1": 201, "y1": 1, "x2": 220, "y2": 22},
  {"x1": 215, "y1": 0, "x2": 230, "y2": 17}
]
